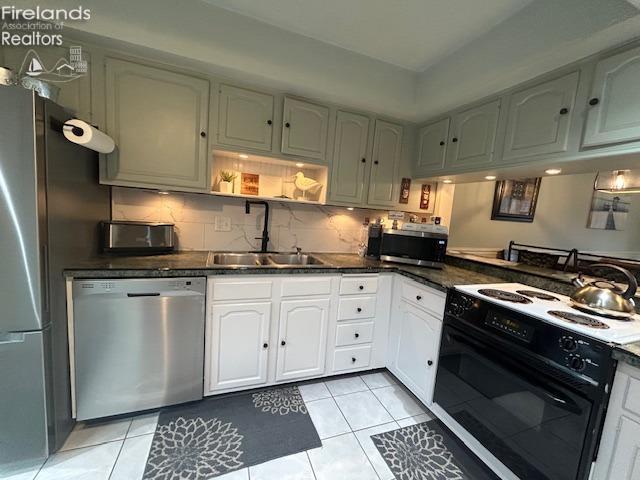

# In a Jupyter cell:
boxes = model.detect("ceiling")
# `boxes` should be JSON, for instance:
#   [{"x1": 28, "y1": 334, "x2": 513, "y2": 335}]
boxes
[{"x1": 205, "y1": 0, "x2": 532, "y2": 71}]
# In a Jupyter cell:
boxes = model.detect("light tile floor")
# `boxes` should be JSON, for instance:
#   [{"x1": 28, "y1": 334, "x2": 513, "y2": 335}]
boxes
[{"x1": 6, "y1": 370, "x2": 435, "y2": 480}]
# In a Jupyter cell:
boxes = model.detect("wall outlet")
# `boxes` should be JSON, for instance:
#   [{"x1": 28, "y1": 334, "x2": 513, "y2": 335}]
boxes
[{"x1": 214, "y1": 216, "x2": 232, "y2": 232}]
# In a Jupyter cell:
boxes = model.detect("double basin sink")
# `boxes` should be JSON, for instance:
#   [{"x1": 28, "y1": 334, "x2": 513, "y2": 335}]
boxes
[{"x1": 209, "y1": 252, "x2": 325, "y2": 267}]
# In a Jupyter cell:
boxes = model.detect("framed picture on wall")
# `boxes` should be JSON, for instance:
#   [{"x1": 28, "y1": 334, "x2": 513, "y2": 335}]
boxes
[
  {"x1": 491, "y1": 178, "x2": 542, "y2": 222},
  {"x1": 587, "y1": 190, "x2": 630, "y2": 230}
]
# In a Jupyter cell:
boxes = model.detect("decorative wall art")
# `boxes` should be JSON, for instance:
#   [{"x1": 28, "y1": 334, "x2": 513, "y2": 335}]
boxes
[
  {"x1": 587, "y1": 190, "x2": 630, "y2": 230},
  {"x1": 241, "y1": 173, "x2": 260, "y2": 195},
  {"x1": 491, "y1": 178, "x2": 541, "y2": 222},
  {"x1": 399, "y1": 178, "x2": 411, "y2": 204},
  {"x1": 419, "y1": 184, "x2": 431, "y2": 210}
]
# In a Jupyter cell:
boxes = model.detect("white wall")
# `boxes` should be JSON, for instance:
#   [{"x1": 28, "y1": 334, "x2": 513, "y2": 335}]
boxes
[{"x1": 448, "y1": 173, "x2": 640, "y2": 255}]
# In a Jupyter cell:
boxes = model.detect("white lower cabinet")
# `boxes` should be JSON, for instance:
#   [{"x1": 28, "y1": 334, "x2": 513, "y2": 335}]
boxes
[
  {"x1": 387, "y1": 279, "x2": 445, "y2": 405},
  {"x1": 205, "y1": 301, "x2": 271, "y2": 392},
  {"x1": 592, "y1": 363, "x2": 640, "y2": 480},
  {"x1": 276, "y1": 299, "x2": 329, "y2": 381}
]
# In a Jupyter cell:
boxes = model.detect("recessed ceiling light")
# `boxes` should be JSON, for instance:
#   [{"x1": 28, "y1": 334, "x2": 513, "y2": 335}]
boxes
[
  {"x1": 346, "y1": 207, "x2": 354, "y2": 211},
  {"x1": 295, "y1": 162, "x2": 305, "y2": 167},
  {"x1": 158, "y1": 190, "x2": 170, "y2": 195},
  {"x1": 442, "y1": 179, "x2": 453, "y2": 184},
  {"x1": 239, "y1": 154, "x2": 249, "y2": 159},
  {"x1": 545, "y1": 168, "x2": 562, "y2": 175},
  {"x1": 485, "y1": 175, "x2": 496, "y2": 180}
]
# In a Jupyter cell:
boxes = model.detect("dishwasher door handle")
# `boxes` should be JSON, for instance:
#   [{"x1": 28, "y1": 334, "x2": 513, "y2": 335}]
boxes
[{"x1": 126, "y1": 292, "x2": 161, "y2": 298}]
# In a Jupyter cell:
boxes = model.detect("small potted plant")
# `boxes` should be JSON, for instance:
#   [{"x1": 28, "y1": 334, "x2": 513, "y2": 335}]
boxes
[{"x1": 219, "y1": 170, "x2": 236, "y2": 194}]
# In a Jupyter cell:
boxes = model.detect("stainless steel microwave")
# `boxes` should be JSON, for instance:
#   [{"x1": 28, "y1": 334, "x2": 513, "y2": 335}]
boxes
[
  {"x1": 101, "y1": 221, "x2": 175, "y2": 254},
  {"x1": 368, "y1": 227, "x2": 448, "y2": 268}
]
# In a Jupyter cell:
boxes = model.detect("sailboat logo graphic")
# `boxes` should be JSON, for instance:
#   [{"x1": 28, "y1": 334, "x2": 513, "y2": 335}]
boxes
[
  {"x1": 19, "y1": 49, "x2": 86, "y2": 83},
  {"x1": 27, "y1": 57, "x2": 45, "y2": 77}
]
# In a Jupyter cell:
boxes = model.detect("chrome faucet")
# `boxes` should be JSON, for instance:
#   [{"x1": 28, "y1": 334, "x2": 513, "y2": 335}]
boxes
[{"x1": 245, "y1": 200, "x2": 270, "y2": 253}]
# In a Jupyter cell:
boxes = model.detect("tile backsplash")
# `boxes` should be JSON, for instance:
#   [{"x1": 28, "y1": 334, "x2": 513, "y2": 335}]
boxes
[{"x1": 112, "y1": 188, "x2": 398, "y2": 253}]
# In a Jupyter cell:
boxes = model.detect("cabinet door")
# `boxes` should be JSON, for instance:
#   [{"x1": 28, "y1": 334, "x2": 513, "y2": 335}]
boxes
[
  {"x1": 367, "y1": 120, "x2": 403, "y2": 206},
  {"x1": 416, "y1": 118, "x2": 449, "y2": 174},
  {"x1": 602, "y1": 416, "x2": 640, "y2": 480},
  {"x1": 281, "y1": 97, "x2": 329, "y2": 159},
  {"x1": 446, "y1": 99, "x2": 500, "y2": 169},
  {"x1": 584, "y1": 46, "x2": 640, "y2": 147},
  {"x1": 276, "y1": 299, "x2": 329, "y2": 381},
  {"x1": 104, "y1": 58, "x2": 210, "y2": 189},
  {"x1": 329, "y1": 111, "x2": 370, "y2": 205},
  {"x1": 206, "y1": 302, "x2": 271, "y2": 392},
  {"x1": 503, "y1": 72, "x2": 579, "y2": 161},
  {"x1": 218, "y1": 84, "x2": 274, "y2": 151},
  {"x1": 391, "y1": 302, "x2": 440, "y2": 404}
]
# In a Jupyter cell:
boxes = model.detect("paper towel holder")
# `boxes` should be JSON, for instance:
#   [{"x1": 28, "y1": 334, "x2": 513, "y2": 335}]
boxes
[{"x1": 50, "y1": 117, "x2": 95, "y2": 136}]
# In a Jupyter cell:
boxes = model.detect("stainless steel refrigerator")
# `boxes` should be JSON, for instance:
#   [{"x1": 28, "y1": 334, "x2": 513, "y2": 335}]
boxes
[{"x1": 0, "y1": 86, "x2": 111, "y2": 471}]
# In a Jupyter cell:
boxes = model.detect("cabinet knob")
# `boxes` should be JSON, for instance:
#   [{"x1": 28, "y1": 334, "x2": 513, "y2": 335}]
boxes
[
  {"x1": 263, "y1": 343, "x2": 268, "y2": 349},
  {"x1": 427, "y1": 360, "x2": 433, "y2": 366},
  {"x1": 359, "y1": 285, "x2": 364, "y2": 290},
  {"x1": 374, "y1": 160, "x2": 379, "y2": 165},
  {"x1": 439, "y1": 141, "x2": 445, "y2": 146},
  {"x1": 451, "y1": 137, "x2": 458, "y2": 143},
  {"x1": 416, "y1": 295, "x2": 422, "y2": 301},
  {"x1": 267, "y1": 119, "x2": 273, "y2": 125},
  {"x1": 200, "y1": 131, "x2": 206, "y2": 138},
  {"x1": 351, "y1": 357, "x2": 357, "y2": 363},
  {"x1": 589, "y1": 98, "x2": 600, "y2": 106},
  {"x1": 281, "y1": 340, "x2": 286, "y2": 346},
  {"x1": 354, "y1": 333, "x2": 360, "y2": 338},
  {"x1": 361, "y1": 158, "x2": 366, "y2": 163},
  {"x1": 559, "y1": 107, "x2": 569, "y2": 115},
  {"x1": 285, "y1": 122, "x2": 291, "y2": 128},
  {"x1": 357, "y1": 307, "x2": 362, "y2": 313}
]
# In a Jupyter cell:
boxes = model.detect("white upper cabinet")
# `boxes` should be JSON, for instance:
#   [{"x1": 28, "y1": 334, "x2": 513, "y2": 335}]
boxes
[
  {"x1": 276, "y1": 298, "x2": 329, "y2": 382},
  {"x1": 217, "y1": 84, "x2": 274, "y2": 151},
  {"x1": 281, "y1": 96, "x2": 329, "y2": 160},
  {"x1": 329, "y1": 111, "x2": 370, "y2": 205},
  {"x1": 446, "y1": 99, "x2": 501, "y2": 169},
  {"x1": 584, "y1": 45, "x2": 640, "y2": 147},
  {"x1": 367, "y1": 120, "x2": 403, "y2": 207},
  {"x1": 416, "y1": 118, "x2": 449, "y2": 175},
  {"x1": 502, "y1": 71, "x2": 579, "y2": 161},
  {"x1": 206, "y1": 301, "x2": 271, "y2": 393},
  {"x1": 104, "y1": 58, "x2": 210, "y2": 189}
]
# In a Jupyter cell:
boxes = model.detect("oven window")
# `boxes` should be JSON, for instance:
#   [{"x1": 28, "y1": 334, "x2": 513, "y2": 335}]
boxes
[
  {"x1": 380, "y1": 234, "x2": 445, "y2": 262},
  {"x1": 434, "y1": 326, "x2": 593, "y2": 480}
]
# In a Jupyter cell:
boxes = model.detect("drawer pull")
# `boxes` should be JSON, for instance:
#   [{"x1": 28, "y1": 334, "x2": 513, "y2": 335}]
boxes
[
  {"x1": 416, "y1": 295, "x2": 422, "y2": 301},
  {"x1": 263, "y1": 343, "x2": 268, "y2": 349},
  {"x1": 354, "y1": 333, "x2": 360, "y2": 338},
  {"x1": 427, "y1": 360, "x2": 433, "y2": 366},
  {"x1": 351, "y1": 357, "x2": 357, "y2": 363},
  {"x1": 359, "y1": 285, "x2": 364, "y2": 290},
  {"x1": 357, "y1": 307, "x2": 362, "y2": 313}
]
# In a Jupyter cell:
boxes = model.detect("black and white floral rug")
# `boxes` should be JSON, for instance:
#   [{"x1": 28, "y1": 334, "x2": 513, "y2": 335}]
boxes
[
  {"x1": 371, "y1": 419, "x2": 500, "y2": 480},
  {"x1": 143, "y1": 386, "x2": 320, "y2": 479}
]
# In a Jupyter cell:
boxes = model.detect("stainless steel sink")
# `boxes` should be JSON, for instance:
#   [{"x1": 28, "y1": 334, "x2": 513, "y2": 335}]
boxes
[
  {"x1": 268, "y1": 253, "x2": 325, "y2": 265},
  {"x1": 210, "y1": 253, "x2": 272, "y2": 266}
]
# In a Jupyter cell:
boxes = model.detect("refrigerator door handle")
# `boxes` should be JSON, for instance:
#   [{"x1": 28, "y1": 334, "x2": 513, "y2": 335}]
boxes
[
  {"x1": 42, "y1": 244, "x2": 49, "y2": 313},
  {"x1": 0, "y1": 333, "x2": 26, "y2": 345}
]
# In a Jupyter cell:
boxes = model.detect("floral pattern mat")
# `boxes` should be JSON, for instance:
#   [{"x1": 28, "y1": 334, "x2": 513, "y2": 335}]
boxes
[
  {"x1": 143, "y1": 386, "x2": 320, "y2": 479},
  {"x1": 371, "y1": 418, "x2": 500, "y2": 480}
]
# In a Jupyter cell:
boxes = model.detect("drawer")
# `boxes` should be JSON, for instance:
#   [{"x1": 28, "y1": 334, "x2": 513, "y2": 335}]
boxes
[
  {"x1": 340, "y1": 275, "x2": 378, "y2": 295},
  {"x1": 212, "y1": 279, "x2": 272, "y2": 301},
  {"x1": 400, "y1": 280, "x2": 445, "y2": 317},
  {"x1": 336, "y1": 321, "x2": 374, "y2": 347},
  {"x1": 623, "y1": 374, "x2": 640, "y2": 417},
  {"x1": 281, "y1": 276, "x2": 332, "y2": 297},
  {"x1": 333, "y1": 345, "x2": 372, "y2": 372},
  {"x1": 337, "y1": 296, "x2": 376, "y2": 321}
]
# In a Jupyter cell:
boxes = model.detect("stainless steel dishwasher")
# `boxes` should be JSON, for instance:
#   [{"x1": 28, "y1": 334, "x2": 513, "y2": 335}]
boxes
[{"x1": 72, "y1": 277, "x2": 206, "y2": 420}]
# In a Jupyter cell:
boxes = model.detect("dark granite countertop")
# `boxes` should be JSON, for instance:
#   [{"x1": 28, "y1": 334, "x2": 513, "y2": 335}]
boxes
[{"x1": 64, "y1": 251, "x2": 504, "y2": 293}]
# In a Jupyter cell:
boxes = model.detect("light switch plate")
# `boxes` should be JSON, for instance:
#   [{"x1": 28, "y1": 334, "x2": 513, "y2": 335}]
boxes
[{"x1": 214, "y1": 216, "x2": 232, "y2": 232}]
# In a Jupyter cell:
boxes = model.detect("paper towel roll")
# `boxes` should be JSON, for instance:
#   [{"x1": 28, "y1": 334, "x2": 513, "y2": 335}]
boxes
[{"x1": 63, "y1": 119, "x2": 115, "y2": 154}]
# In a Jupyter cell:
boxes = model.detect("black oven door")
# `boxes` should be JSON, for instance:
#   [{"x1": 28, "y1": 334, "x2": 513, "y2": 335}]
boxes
[{"x1": 434, "y1": 322, "x2": 594, "y2": 480}]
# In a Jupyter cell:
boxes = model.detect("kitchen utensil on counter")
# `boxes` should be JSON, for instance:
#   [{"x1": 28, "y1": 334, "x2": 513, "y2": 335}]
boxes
[
  {"x1": 0, "y1": 67, "x2": 17, "y2": 86},
  {"x1": 571, "y1": 263, "x2": 638, "y2": 319}
]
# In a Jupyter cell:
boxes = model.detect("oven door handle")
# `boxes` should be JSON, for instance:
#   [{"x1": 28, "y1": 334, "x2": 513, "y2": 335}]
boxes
[{"x1": 445, "y1": 329, "x2": 584, "y2": 415}]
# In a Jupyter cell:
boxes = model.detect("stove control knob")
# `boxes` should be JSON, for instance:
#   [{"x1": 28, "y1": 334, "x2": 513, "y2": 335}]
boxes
[
  {"x1": 569, "y1": 355, "x2": 586, "y2": 372},
  {"x1": 560, "y1": 336, "x2": 577, "y2": 352}
]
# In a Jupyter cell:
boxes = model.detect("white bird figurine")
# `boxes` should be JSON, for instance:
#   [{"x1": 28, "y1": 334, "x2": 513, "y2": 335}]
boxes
[{"x1": 293, "y1": 171, "x2": 322, "y2": 199}]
